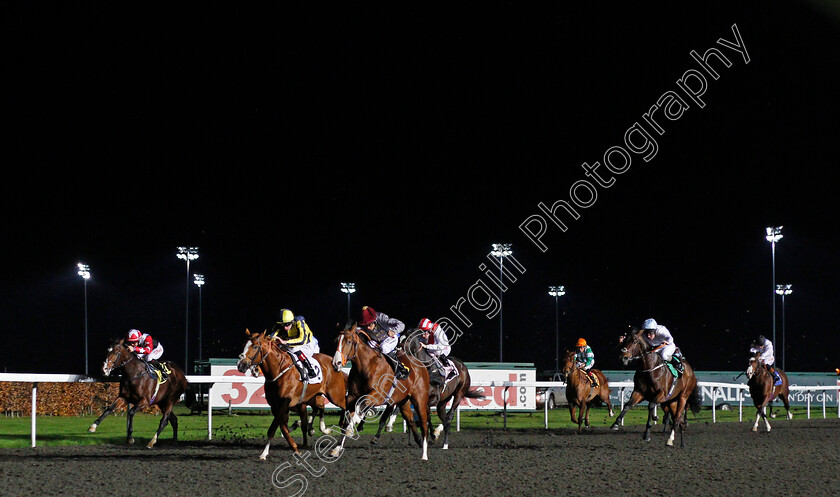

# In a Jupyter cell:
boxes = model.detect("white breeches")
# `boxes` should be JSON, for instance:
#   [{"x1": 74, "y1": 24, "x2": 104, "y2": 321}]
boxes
[
  {"x1": 290, "y1": 338, "x2": 319, "y2": 356},
  {"x1": 381, "y1": 336, "x2": 398, "y2": 355},
  {"x1": 657, "y1": 343, "x2": 676, "y2": 362}
]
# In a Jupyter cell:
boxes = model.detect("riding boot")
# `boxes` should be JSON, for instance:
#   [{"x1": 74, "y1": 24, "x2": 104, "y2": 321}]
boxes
[
  {"x1": 671, "y1": 357, "x2": 684, "y2": 377},
  {"x1": 150, "y1": 359, "x2": 168, "y2": 380},
  {"x1": 297, "y1": 352, "x2": 318, "y2": 379},
  {"x1": 770, "y1": 367, "x2": 782, "y2": 386},
  {"x1": 386, "y1": 351, "x2": 410, "y2": 380},
  {"x1": 588, "y1": 372, "x2": 598, "y2": 388}
]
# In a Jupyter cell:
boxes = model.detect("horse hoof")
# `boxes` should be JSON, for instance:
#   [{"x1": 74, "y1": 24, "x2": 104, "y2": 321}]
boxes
[
  {"x1": 370, "y1": 438, "x2": 378, "y2": 445},
  {"x1": 752, "y1": 426, "x2": 758, "y2": 432},
  {"x1": 610, "y1": 424, "x2": 620, "y2": 431},
  {"x1": 329, "y1": 447, "x2": 342, "y2": 458},
  {"x1": 666, "y1": 440, "x2": 674, "y2": 447},
  {"x1": 88, "y1": 425, "x2": 97, "y2": 433},
  {"x1": 385, "y1": 426, "x2": 393, "y2": 433},
  {"x1": 146, "y1": 443, "x2": 154, "y2": 449},
  {"x1": 127, "y1": 438, "x2": 134, "y2": 445},
  {"x1": 259, "y1": 455, "x2": 267, "y2": 461}
]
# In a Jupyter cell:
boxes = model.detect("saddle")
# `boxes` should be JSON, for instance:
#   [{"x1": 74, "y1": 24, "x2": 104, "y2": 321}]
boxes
[{"x1": 147, "y1": 360, "x2": 171, "y2": 382}]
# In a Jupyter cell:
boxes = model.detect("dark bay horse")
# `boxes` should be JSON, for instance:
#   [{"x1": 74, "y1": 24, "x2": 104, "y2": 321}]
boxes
[
  {"x1": 236, "y1": 329, "x2": 347, "y2": 460},
  {"x1": 330, "y1": 321, "x2": 432, "y2": 460},
  {"x1": 369, "y1": 330, "x2": 485, "y2": 449},
  {"x1": 611, "y1": 328, "x2": 702, "y2": 447},
  {"x1": 747, "y1": 351, "x2": 792, "y2": 432},
  {"x1": 89, "y1": 339, "x2": 188, "y2": 448},
  {"x1": 560, "y1": 348, "x2": 614, "y2": 432}
]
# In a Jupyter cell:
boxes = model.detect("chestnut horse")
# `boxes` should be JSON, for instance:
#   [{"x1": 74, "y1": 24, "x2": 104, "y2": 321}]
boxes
[
  {"x1": 611, "y1": 327, "x2": 702, "y2": 447},
  {"x1": 370, "y1": 329, "x2": 485, "y2": 449},
  {"x1": 560, "y1": 348, "x2": 614, "y2": 432},
  {"x1": 747, "y1": 351, "x2": 792, "y2": 432},
  {"x1": 236, "y1": 329, "x2": 347, "y2": 460},
  {"x1": 89, "y1": 339, "x2": 188, "y2": 448},
  {"x1": 330, "y1": 321, "x2": 432, "y2": 460}
]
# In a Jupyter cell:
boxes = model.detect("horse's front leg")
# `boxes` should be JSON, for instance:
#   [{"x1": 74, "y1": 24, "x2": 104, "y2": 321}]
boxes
[
  {"x1": 89, "y1": 396, "x2": 126, "y2": 433},
  {"x1": 643, "y1": 404, "x2": 655, "y2": 442},
  {"x1": 611, "y1": 391, "x2": 642, "y2": 431},
  {"x1": 126, "y1": 402, "x2": 144, "y2": 445}
]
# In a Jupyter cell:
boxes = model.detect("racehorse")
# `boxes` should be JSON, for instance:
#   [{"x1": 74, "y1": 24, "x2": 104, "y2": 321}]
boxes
[
  {"x1": 89, "y1": 339, "x2": 188, "y2": 448},
  {"x1": 330, "y1": 321, "x2": 432, "y2": 460},
  {"x1": 560, "y1": 348, "x2": 614, "y2": 432},
  {"x1": 236, "y1": 329, "x2": 347, "y2": 460},
  {"x1": 369, "y1": 330, "x2": 485, "y2": 449},
  {"x1": 747, "y1": 351, "x2": 792, "y2": 432},
  {"x1": 611, "y1": 327, "x2": 702, "y2": 447}
]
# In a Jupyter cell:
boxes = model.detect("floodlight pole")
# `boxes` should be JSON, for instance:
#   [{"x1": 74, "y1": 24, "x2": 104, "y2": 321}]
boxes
[
  {"x1": 77, "y1": 263, "x2": 91, "y2": 376},
  {"x1": 340, "y1": 282, "x2": 356, "y2": 321},
  {"x1": 491, "y1": 243, "x2": 512, "y2": 363},
  {"x1": 548, "y1": 286, "x2": 565, "y2": 372},
  {"x1": 776, "y1": 284, "x2": 792, "y2": 370},
  {"x1": 765, "y1": 227, "x2": 783, "y2": 349},
  {"x1": 177, "y1": 247, "x2": 199, "y2": 369},
  {"x1": 194, "y1": 274, "x2": 205, "y2": 363}
]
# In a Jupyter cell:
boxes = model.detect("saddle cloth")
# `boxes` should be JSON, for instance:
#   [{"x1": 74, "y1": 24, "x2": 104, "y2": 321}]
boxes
[{"x1": 303, "y1": 355, "x2": 323, "y2": 384}]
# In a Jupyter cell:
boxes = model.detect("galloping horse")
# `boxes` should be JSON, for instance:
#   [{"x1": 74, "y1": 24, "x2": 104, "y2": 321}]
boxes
[
  {"x1": 236, "y1": 329, "x2": 347, "y2": 460},
  {"x1": 611, "y1": 328, "x2": 702, "y2": 447},
  {"x1": 369, "y1": 330, "x2": 485, "y2": 449},
  {"x1": 560, "y1": 348, "x2": 614, "y2": 432},
  {"x1": 89, "y1": 339, "x2": 188, "y2": 448},
  {"x1": 330, "y1": 321, "x2": 432, "y2": 460},
  {"x1": 747, "y1": 351, "x2": 792, "y2": 432}
]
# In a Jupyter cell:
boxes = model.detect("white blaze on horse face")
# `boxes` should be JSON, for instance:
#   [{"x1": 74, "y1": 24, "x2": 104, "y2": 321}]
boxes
[
  {"x1": 333, "y1": 336, "x2": 345, "y2": 369},
  {"x1": 238, "y1": 340, "x2": 253, "y2": 362}
]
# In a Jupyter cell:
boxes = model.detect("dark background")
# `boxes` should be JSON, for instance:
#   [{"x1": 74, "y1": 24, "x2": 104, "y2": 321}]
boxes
[{"x1": 2, "y1": 3, "x2": 838, "y2": 376}]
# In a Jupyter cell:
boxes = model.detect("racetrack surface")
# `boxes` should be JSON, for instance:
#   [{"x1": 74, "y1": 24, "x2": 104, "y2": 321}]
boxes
[{"x1": 1, "y1": 418, "x2": 838, "y2": 497}]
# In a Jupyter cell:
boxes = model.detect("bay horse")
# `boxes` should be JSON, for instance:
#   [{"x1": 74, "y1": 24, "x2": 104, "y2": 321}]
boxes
[
  {"x1": 89, "y1": 339, "x2": 188, "y2": 448},
  {"x1": 611, "y1": 327, "x2": 702, "y2": 447},
  {"x1": 369, "y1": 329, "x2": 485, "y2": 449},
  {"x1": 560, "y1": 348, "x2": 614, "y2": 432},
  {"x1": 330, "y1": 321, "x2": 432, "y2": 460},
  {"x1": 746, "y1": 351, "x2": 792, "y2": 432},
  {"x1": 236, "y1": 329, "x2": 347, "y2": 460}
]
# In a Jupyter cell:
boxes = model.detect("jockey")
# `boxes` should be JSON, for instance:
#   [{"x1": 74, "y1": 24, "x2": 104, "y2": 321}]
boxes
[
  {"x1": 358, "y1": 306, "x2": 409, "y2": 380},
  {"x1": 641, "y1": 318, "x2": 684, "y2": 376},
  {"x1": 574, "y1": 338, "x2": 598, "y2": 387},
  {"x1": 126, "y1": 329, "x2": 167, "y2": 378},
  {"x1": 270, "y1": 309, "x2": 320, "y2": 381},
  {"x1": 750, "y1": 335, "x2": 782, "y2": 386},
  {"x1": 418, "y1": 318, "x2": 452, "y2": 387}
]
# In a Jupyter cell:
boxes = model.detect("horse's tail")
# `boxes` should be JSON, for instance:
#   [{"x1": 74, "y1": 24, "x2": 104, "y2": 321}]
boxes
[
  {"x1": 688, "y1": 383, "x2": 702, "y2": 414},
  {"x1": 182, "y1": 383, "x2": 199, "y2": 409},
  {"x1": 465, "y1": 388, "x2": 485, "y2": 399}
]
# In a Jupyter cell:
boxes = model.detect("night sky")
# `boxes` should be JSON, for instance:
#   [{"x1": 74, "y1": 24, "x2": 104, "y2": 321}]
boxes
[{"x1": 3, "y1": 3, "x2": 839, "y2": 376}]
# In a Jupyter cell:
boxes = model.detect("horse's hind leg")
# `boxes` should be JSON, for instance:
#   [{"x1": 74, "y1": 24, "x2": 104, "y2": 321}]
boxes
[
  {"x1": 780, "y1": 393, "x2": 793, "y2": 420},
  {"x1": 148, "y1": 405, "x2": 173, "y2": 449},
  {"x1": 371, "y1": 404, "x2": 394, "y2": 445},
  {"x1": 89, "y1": 396, "x2": 126, "y2": 433}
]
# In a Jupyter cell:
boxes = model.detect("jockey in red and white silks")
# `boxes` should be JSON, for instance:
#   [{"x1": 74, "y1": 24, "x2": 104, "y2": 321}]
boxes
[{"x1": 126, "y1": 328, "x2": 163, "y2": 361}]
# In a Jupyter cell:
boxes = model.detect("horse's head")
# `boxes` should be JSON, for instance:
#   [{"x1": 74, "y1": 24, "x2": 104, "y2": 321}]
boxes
[
  {"x1": 746, "y1": 351, "x2": 763, "y2": 380},
  {"x1": 237, "y1": 329, "x2": 272, "y2": 376},
  {"x1": 332, "y1": 320, "x2": 361, "y2": 371},
  {"x1": 559, "y1": 349, "x2": 577, "y2": 380},
  {"x1": 102, "y1": 339, "x2": 132, "y2": 376},
  {"x1": 618, "y1": 326, "x2": 648, "y2": 366}
]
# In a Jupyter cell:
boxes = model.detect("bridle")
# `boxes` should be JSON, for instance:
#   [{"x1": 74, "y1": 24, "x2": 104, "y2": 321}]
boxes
[
  {"x1": 242, "y1": 336, "x2": 270, "y2": 377},
  {"x1": 334, "y1": 330, "x2": 359, "y2": 368},
  {"x1": 622, "y1": 333, "x2": 665, "y2": 373},
  {"x1": 103, "y1": 343, "x2": 136, "y2": 374}
]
